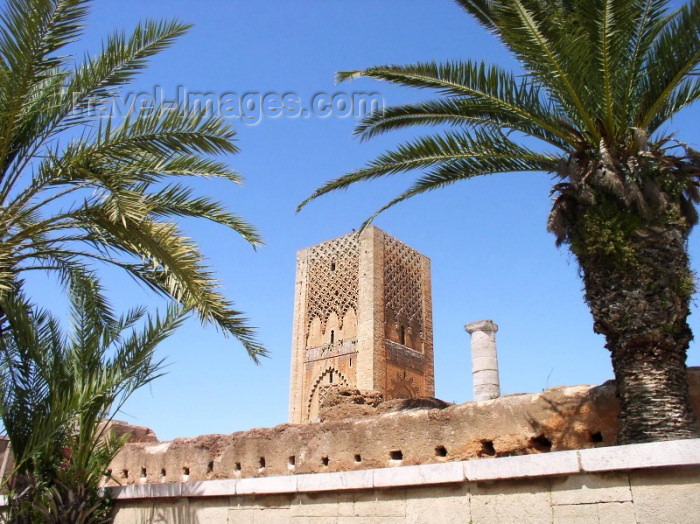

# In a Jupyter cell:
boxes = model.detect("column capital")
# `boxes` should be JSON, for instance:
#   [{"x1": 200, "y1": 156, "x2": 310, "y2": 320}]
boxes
[{"x1": 465, "y1": 319, "x2": 498, "y2": 334}]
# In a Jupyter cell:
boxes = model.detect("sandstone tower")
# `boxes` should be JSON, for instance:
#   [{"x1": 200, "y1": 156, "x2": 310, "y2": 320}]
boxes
[{"x1": 289, "y1": 227, "x2": 434, "y2": 423}]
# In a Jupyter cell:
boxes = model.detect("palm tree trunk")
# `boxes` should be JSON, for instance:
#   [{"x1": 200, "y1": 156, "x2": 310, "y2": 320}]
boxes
[{"x1": 578, "y1": 224, "x2": 700, "y2": 443}]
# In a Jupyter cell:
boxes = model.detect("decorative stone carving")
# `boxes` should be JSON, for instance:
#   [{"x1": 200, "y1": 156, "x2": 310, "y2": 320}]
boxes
[
  {"x1": 290, "y1": 227, "x2": 434, "y2": 424},
  {"x1": 307, "y1": 367, "x2": 349, "y2": 421},
  {"x1": 305, "y1": 233, "x2": 359, "y2": 334},
  {"x1": 384, "y1": 235, "x2": 424, "y2": 337},
  {"x1": 388, "y1": 370, "x2": 418, "y2": 399}
]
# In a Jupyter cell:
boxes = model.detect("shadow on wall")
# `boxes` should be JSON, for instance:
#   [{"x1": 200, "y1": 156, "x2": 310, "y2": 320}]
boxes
[
  {"x1": 523, "y1": 379, "x2": 619, "y2": 454},
  {"x1": 113, "y1": 500, "x2": 191, "y2": 524}
]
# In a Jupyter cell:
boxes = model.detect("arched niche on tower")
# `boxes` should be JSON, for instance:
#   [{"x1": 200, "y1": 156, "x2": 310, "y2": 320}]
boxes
[
  {"x1": 384, "y1": 309, "x2": 422, "y2": 352},
  {"x1": 326, "y1": 311, "x2": 340, "y2": 345},
  {"x1": 307, "y1": 367, "x2": 348, "y2": 421},
  {"x1": 341, "y1": 307, "x2": 357, "y2": 340},
  {"x1": 307, "y1": 316, "x2": 323, "y2": 349},
  {"x1": 385, "y1": 309, "x2": 399, "y2": 342},
  {"x1": 407, "y1": 318, "x2": 423, "y2": 352}
]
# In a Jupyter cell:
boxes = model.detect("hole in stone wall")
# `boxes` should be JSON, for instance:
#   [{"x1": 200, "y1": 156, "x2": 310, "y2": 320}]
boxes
[
  {"x1": 207, "y1": 461, "x2": 214, "y2": 474},
  {"x1": 399, "y1": 325, "x2": 406, "y2": 345},
  {"x1": 354, "y1": 454, "x2": 362, "y2": 463},
  {"x1": 529, "y1": 434, "x2": 553, "y2": 453},
  {"x1": 435, "y1": 446, "x2": 448, "y2": 458},
  {"x1": 349, "y1": 358, "x2": 352, "y2": 367},
  {"x1": 330, "y1": 330, "x2": 335, "y2": 344},
  {"x1": 122, "y1": 469, "x2": 129, "y2": 479},
  {"x1": 161, "y1": 468, "x2": 166, "y2": 477},
  {"x1": 479, "y1": 440, "x2": 496, "y2": 457},
  {"x1": 140, "y1": 467, "x2": 147, "y2": 478},
  {"x1": 259, "y1": 457, "x2": 266, "y2": 469},
  {"x1": 590, "y1": 431, "x2": 603, "y2": 443},
  {"x1": 331, "y1": 261, "x2": 336, "y2": 271},
  {"x1": 234, "y1": 462, "x2": 241, "y2": 472},
  {"x1": 288, "y1": 456, "x2": 296, "y2": 467},
  {"x1": 390, "y1": 450, "x2": 403, "y2": 461},
  {"x1": 321, "y1": 456, "x2": 329, "y2": 466},
  {"x1": 182, "y1": 467, "x2": 190, "y2": 476},
  {"x1": 329, "y1": 370, "x2": 334, "y2": 383}
]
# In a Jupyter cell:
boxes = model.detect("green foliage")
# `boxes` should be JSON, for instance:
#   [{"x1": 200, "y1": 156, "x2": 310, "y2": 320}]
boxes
[
  {"x1": 0, "y1": 284, "x2": 186, "y2": 522},
  {"x1": 0, "y1": 0, "x2": 265, "y2": 360},
  {"x1": 299, "y1": 0, "x2": 700, "y2": 225},
  {"x1": 299, "y1": 0, "x2": 700, "y2": 442},
  {"x1": 571, "y1": 203, "x2": 641, "y2": 267}
]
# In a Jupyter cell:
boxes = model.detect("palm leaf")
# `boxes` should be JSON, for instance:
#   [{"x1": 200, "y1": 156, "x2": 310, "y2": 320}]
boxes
[
  {"x1": 636, "y1": 1, "x2": 700, "y2": 128},
  {"x1": 338, "y1": 61, "x2": 576, "y2": 148},
  {"x1": 300, "y1": 129, "x2": 558, "y2": 216},
  {"x1": 0, "y1": 0, "x2": 264, "y2": 359}
]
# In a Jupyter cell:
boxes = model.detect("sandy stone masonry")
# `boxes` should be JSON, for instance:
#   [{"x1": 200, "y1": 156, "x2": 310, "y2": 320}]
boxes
[
  {"x1": 109, "y1": 440, "x2": 700, "y2": 524},
  {"x1": 289, "y1": 227, "x2": 434, "y2": 424},
  {"x1": 106, "y1": 367, "x2": 700, "y2": 487}
]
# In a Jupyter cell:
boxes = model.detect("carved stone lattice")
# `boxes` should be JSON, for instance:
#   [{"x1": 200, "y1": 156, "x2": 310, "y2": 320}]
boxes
[
  {"x1": 384, "y1": 236, "x2": 423, "y2": 334},
  {"x1": 305, "y1": 233, "x2": 359, "y2": 334}
]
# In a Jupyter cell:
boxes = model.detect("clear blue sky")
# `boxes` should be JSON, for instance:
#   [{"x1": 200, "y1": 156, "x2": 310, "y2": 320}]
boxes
[{"x1": 38, "y1": 1, "x2": 700, "y2": 440}]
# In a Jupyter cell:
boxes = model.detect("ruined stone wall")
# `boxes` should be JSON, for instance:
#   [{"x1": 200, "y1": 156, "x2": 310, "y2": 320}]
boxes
[
  {"x1": 107, "y1": 369, "x2": 700, "y2": 487},
  {"x1": 110, "y1": 440, "x2": 700, "y2": 524}
]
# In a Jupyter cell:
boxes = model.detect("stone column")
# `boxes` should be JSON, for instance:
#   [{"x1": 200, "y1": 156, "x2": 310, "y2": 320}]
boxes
[
  {"x1": 356, "y1": 226, "x2": 384, "y2": 391},
  {"x1": 465, "y1": 320, "x2": 500, "y2": 401},
  {"x1": 288, "y1": 248, "x2": 310, "y2": 424}
]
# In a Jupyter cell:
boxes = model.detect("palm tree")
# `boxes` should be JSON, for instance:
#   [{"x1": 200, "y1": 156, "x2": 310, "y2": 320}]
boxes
[
  {"x1": 0, "y1": 0, "x2": 265, "y2": 360},
  {"x1": 0, "y1": 283, "x2": 185, "y2": 522},
  {"x1": 300, "y1": 0, "x2": 700, "y2": 443}
]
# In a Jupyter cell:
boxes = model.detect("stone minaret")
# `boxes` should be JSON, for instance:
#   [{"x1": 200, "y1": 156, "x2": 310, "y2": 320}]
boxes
[{"x1": 289, "y1": 227, "x2": 434, "y2": 423}]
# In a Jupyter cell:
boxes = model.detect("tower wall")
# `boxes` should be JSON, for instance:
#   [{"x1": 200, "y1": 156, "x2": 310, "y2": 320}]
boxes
[{"x1": 289, "y1": 227, "x2": 433, "y2": 423}]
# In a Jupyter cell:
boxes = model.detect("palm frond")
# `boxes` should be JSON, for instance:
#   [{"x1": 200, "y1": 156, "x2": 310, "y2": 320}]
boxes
[
  {"x1": 75, "y1": 211, "x2": 266, "y2": 360},
  {"x1": 299, "y1": 129, "x2": 558, "y2": 212},
  {"x1": 507, "y1": 0, "x2": 600, "y2": 140},
  {"x1": 352, "y1": 99, "x2": 494, "y2": 139},
  {"x1": 0, "y1": 0, "x2": 264, "y2": 358},
  {"x1": 621, "y1": 0, "x2": 670, "y2": 127},
  {"x1": 338, "y1": 60, "x2": 576, "y2": 148},
  {"x1": 67, "y1": 18, "x2": 191, "y2": 114},
  {"x1": 142, "y1": 183, "x2": 263, "y2": 246},
  {"x1": 647, "y1": 77, "x2": 700, "y2": 134},
  {"x1": 360, "y1": 155, "x2": 555, "y2": 229},
  {"x1": 455, "y1": 1, "x2": 600, "y2": 137},
  {"x1": 636, "y1": 1, "x2": 700, "y2": 128},
  {"x1": 0, "y1": 17, "x2": 193, "y2": 202},
  {"x1": 0, "y1": 281, "x2": 186, "y2": 515},
  {"x1": 0, "y1": 0, "x2": 89, "y2": 181}
]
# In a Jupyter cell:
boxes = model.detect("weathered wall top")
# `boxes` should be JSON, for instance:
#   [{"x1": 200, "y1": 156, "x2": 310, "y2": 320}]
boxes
[{"x1": 107, "y1": 368, "x2": 700, "y2": 486}]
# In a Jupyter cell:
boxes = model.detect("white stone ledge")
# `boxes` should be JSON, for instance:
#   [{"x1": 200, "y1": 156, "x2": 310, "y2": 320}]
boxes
[
  {"x1": 297, "y1": 469, "x2": 373, "y2": 492},
  {"x1": 374, "y1": 462, "x2": 464, "y2": 487},
  {"x1": 236, "y1": 474, "x2": 297, "y2": 495},
  {"x1": 578, "y1": 438, "x2": 700, "y2": 472},
  {"x1": 106, "y1": 439, "x2": 700, "y2": 500},
  {"x1": 181, "y1": 479, "x2": 238, "y2": 497},
  {"x1": 464, "y1": 450, "x2": 580, "y2": 481},
  {"x1": 111, "y1": 482, "x2": 182, "y2": 500}
]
